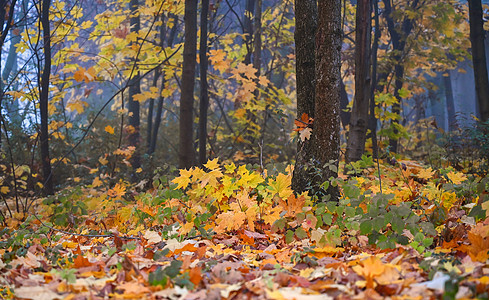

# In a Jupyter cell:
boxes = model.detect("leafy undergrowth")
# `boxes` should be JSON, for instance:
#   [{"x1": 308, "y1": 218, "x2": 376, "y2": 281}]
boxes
[{"x1": 1, "y1": 159, "x2": 489, "y2": 299}]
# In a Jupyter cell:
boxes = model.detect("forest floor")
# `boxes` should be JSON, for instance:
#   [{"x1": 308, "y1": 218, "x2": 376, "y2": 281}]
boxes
[{"x1": 0, "y1": 159, "x2": 488, "y2": 299}]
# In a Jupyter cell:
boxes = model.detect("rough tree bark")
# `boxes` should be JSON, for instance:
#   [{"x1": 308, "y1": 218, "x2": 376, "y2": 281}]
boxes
[
  {"x1": 311, "y1": 0, "x2": 341, "y2": 201},
  {"x1": 179, "y1": 0, "x2": 198, "y2": 169},
  {"x1": 468, "y1": 0, "x2": 489, "y2": 122},
  {"x1": 128, "y1": 0, "x2": 141, "y2": 174},
  {"x1": 199, "y1": 0, "x2": 209, "y2": 165},
  {"x1": 346, "y1": 0, "x2": 372, "y2": 163},
  {"x1": 291, "y1": 0, "x2": 317, "y2": 194},
  {"x1": 40, "y1": 0, "x2": 53, "y2": 195},
  {"x1": 292, "y1": 0, "x2": 341, "y2": 201}
]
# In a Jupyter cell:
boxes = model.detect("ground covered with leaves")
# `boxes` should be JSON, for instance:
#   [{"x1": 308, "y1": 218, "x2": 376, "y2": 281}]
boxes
[{"x1": 1, "y1": 159, "x2": 488, "y2": 299}]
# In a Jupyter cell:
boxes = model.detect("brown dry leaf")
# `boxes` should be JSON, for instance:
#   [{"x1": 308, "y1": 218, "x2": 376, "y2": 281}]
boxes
[
  {"x1": 116, "y1": 280, "x2": 151, "y2": 295},
  {"x1": 15, "y1": 286, "x2": 61, "y2": 300},
  {"x1": 11, "y1": 251, "x2": 42, "y2": 268},
  {"x1": 143, "y1": 230, "x2": 162, "y2": 245}
]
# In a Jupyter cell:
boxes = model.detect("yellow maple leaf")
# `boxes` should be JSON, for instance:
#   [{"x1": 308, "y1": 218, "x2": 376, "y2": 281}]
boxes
[
  {"x1": 204, "y1": 158, "x2": 220, "y2": 170},
  {"x1": 73, "y1": 67, "x2": 95, "y2": 83},
  {"x1": 179, "y1": 222, "x2": 194, "y2": 235},
  {"x1": 215, "y1": 211, "x2": 246, "y2": 234},
  {"x1": 92, "y1": 177, "x2": 102, "y2": 187},
  {"x1": 209, "y1": 49, "x2": 229, "y2": 73},
  {"x1": 446, "y1": 171, "x2": 467, "y2": 185},
  {"x1": 99, "y1": 156, "x2": 109, "y2": 165},
  {"x1": 267, "y1": 173, "x2": 293, "y2": 199},
  {"x1": 352, "y1": 256, "x2": 386, "y2": 289},
  {"x1": 1, "y1": 186, "x2": 10, "y2": 194},
  {"x1": 236, "y1": 62, "x2": 257, "y2": 79},
  {"x1": 418, "y1": 167, "x2": 435, "y2": 180},
  {"x1": 172, "y1": 168, "x2": 194, "y2": 189},
  {"x1": 258, "y1": 75, "x2": 269, "y2": 86},
  {"x1": 105, "y1": 125, "x2": 115, "y2": 134},
  {"x1": 66, "y1": 100, "x2": 88, "y2": 114},
  {"x1": 262, "y1": 206, "x2": 282, "y2": 225},
  {"x1": 119, "y1": 206, "x2": 133, "y2": 222},
  {"x1": 132, "y1": 93, "x2": 148, "y2": 102}
]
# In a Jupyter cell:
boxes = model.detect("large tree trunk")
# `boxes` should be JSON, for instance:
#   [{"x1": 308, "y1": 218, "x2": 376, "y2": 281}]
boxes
[
  {"x1": 40, "y1": 0, "x2": 53, "y2": 195},
  {"x1": 468, "y1": 0, "x2": 489, "y2": 122},
  {"x1": 291, "y1": 0, "x2": 317, "y2": 194},
  {"x1": 199, "y1": 0, "x2": 209, "y2": 165},
  {"x1": 128, "y1": 0, "x2": 141, "y2": 174},
  {"x1": 346, "y1": 0, "x2": 372, "y2": 163},
  {"x1": 179, "y1": 0, "x2": 198, "y2": 169},
  {"x1": 312, "y1": 0, "x2": 341, "y2": 201}
]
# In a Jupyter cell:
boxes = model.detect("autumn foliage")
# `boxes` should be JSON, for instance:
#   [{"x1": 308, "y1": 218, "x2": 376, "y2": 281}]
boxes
[{"x1": 1, "y1": 157, "x2": 488, "y2": 299}]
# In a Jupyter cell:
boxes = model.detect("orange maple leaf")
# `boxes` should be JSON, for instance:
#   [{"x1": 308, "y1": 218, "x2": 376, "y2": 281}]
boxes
[
  {"x1": 293, "y1": 113, "x2": 313, "y2": 131},
  {"x1": 108, "y1": 183, "x2": 126, "y2": 198}
]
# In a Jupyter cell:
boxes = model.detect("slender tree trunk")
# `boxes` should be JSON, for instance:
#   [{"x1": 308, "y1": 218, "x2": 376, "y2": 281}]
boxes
[
  {"x1": 149, "y1": 15, "x2": 179, "y2": 154},
  {"x1": 444, "y1": 73, "x2": 457, "y2": 131},
  {"x1": 368, "y1": 0, "x2": 380, "y2": 159},
  {"x1": 0, "y1": 0, "x2": 18, "y2": 147},
  {"x1": 339, "y1": 79, "x2": 350, "y2": 129},
  {"x1": 291, "y1": 0, "x2": 317, "y2": 194},
  {"x1": 199, "y1": 0, "x2": 209, "y2": 165},
  {"x1": 253, "y1": 0, "x2": 262, "y2": 77},
  {"x1": 128, "y1": 0, "x2": 141, "y2": 174},
  {"x1": 468, "y1": 0, "x2": 489, "y2": 122},
  {"x1": 146, "y1": 71, "x2": 158, "y2": 152},
  {"x1": 383, "y1": 0, "x2": 417, "y2": 153},
  {"x1": 179, "y1": 0, "x2": 198, "y2": 169},
  {"x1": 243, "y1": 0, "x2": 255, "y2": 65},
  {"x1": 147, "y1": 13, "x2": 166, "y2": 154},
  {"x1": 40, "y1": 0, "x2": 53, "y2": 195},
  {"x1": 346, "y1": 0, "x2": 372, "y2": 163}
]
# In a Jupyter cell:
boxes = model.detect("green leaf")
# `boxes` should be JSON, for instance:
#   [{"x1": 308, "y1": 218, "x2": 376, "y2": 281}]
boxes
[
  {"x1": 322, "y1": 213, "x2": 333, "y2": 226},
  {"x1": 165, "y1": 260, "x2": 183, "y2": 278},
  {"x1": 372, "y1": 216, "x2": 385, "y2": 232},
  {"x1": 149, "y1": 267, "x2": 168, "y2": 287},
  {"x1": 398, "y1": 87, "x2": 410, "y2": 98},
  {"x1": 422, "y1": 237, "x2": 433, "y2": 248},
  {"x1": 392, "y1": 217, "x2": 405, "y2": 234},
  {"x1": 285, "y1": 230, "x2": 294, "y2": 244},
  {"x1": 360, "y1": 220, "x2": 372, "y2": 235},
  {"x1": 414, "y1": 232, "x2": 424, "y2": 243},
  {"x1": 345, "y1": 207, "x2": 355, "y2": 217},
  {"x1": 420, "y1": 222, "x2": 437, "y2": 236},
  {"x1": 295, "y1": 227, "x2": 308, "y2": 239}
]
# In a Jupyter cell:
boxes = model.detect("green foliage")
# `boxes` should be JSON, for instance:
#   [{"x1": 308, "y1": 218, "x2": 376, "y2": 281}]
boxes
[
  {"x1": 149, "y1": 260, "x2": 183, "y2": 288},
  {"x1": 42, "y1": 187, "x2": 87, "y2": 227}
]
